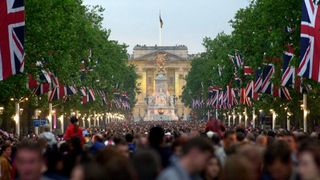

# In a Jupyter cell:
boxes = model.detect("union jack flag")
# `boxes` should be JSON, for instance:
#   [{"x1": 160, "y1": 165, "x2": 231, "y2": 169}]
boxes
[
  {"x1": 297, "y1": 0, "x2": 320, "y2": 82},
  {"x1": 33, "y1": 83, "x2": 51, "y2": 95},
  {"x1": 228, "y1": 54, "x2": 242, "y2": 68},
  {"x1": 261, "y1": 64, "x2": 275, "y2": 94},
  {"x1": 82, "y1": 88, "x2": 95, "y2": 104},
  {"x1": 27, "y1": 74, "x2": 38, "y2": 89},
  {"x1": 48, "y1": 83, "x2": 66, "y2": 101},
  {"x1": 217, "y1": 91, "x2": 224, "y2": 109},
  {"x1": 254, "y1": 68, "x2": 262, "y2": 93},
  {"x1": 207, "y1": 86, "x2": 219, "y2": 107},
  {"x1": 244, "y1": 66, "x2": 254, "y2": 75},
  {"x1": 65, "y1": 86, "x2": 77, "y2": 96},
  {"x1": 245, "y1": 81, "x2": 254, "y2": 106},
  {"x1": 231, "y1": 88, "x2": 238, "y2": 106},
  {"x1": 273, "y1": 86, "x2": 292, "y2": 100},
  {"x1": 0, "y1": 0, "x2": 25, "y2": 80},
  {"x1": 282, "y1": 44, "x2": 295, "y2": 87}
]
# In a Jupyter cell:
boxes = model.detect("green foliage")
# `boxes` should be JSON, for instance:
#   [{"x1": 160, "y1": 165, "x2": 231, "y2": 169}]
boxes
[
  {"x1": 183, "y1": 0, "x2": 320, "y2": 128},
  {"x1": 0, "y1": 0, "x2": 137, "y2": 129}
]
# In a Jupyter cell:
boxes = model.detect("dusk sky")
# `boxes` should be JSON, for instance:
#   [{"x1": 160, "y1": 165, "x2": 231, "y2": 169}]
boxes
[{"x1": 82, "y1": 0, "x2": 250, "y2": 54}]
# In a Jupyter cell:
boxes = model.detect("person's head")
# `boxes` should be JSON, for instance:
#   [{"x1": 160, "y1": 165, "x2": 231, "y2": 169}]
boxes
[
  {"x1": 221, "y1": 155, "x2": 254, "y2": 180},
  {"x1": 298, "y1": 140, "x2": 320, "y2": 180},
  {"x1": 264, "y1": 140, "x2": 292, "y2": 180},
  {"x1": 181, "y1": 137, "x2": 214, "y2": 173},
  {"x1": 236, "y1": 131, "x2": 246, "y2": 142},
  {"x1": 171, "y1": 136, "x2": 188, "y2": 157},
  {"x1": 125, "y1": 133, "x2": 134, "y2": 143},
  {"x1": 15, "y1": 140, "x2": 44, "y2": 180},
  {"x1": 71, "y1": 162, "x2": 105, "y2": 180},
  {"x1": 70, "y1": 116, "x2": 78, "y2": 124},
  {"x1": 1, "y1": 142, "x2": 12, "y2": 158},
  {"x1": 223, "y1": 130, "x2": 237, "y2": 149},
  {"x1": 131, "y1": 149, "x2": 161, "y2": 180},
  {"x1": 95, "y1": 147, "x2": 135, "y2": 180},
  {"x1": 203, "y1": 155, "x2": 222, "y2": 180},
  {"x1": 282, "y1": 131, "x2": 297, "y2": 153},
  {"x1": 256, "y1": 135, "x2": 268, "y2": 146},
  {"x1": 115, "y1": 138, "x2": 129, "y2": 158},
  {"x1": 237, "y1": 144, "x2": 264, "y2": 180},
  {"x1": 148, "y1": 126, "x2": 165, "y2": 148},
  {"x1": 43, "y1": 125, "x2": 50, "y2": 132},
  {"x1": 92, "y1": 134, "x2": 104, "y2": 143}
]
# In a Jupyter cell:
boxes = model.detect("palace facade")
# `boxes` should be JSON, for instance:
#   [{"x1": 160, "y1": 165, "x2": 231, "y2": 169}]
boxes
[{"x1": 129, "y1": 45, "x2": 194, "y2": 121}]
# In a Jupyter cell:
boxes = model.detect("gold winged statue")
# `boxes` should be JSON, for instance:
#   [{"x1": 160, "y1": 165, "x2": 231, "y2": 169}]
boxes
[{"x1": 155, "y1": 52, "x2": 167, "y2": 72}]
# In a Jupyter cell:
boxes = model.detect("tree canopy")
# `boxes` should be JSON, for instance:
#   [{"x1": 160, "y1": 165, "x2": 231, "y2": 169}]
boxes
[
  {"x1": 182, "y1": 0, "x2": 320, "y2": 128},
  {"x1": 0, "y1": 0, "x2": 138, "y2": 131}
]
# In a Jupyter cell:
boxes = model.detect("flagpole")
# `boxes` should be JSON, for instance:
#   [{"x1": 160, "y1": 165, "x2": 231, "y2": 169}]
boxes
[
  {"x1": 159, "y1": 11, "x2": 163, "y2": 46},
  {"x1": 159, "y1": 24, "x2": 162, "y2": 46}
]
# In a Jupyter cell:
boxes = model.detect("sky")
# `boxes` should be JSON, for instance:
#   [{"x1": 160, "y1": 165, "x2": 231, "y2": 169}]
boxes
[{"x1": 82, "y1": 0, "x2": 250, "y2": 54}]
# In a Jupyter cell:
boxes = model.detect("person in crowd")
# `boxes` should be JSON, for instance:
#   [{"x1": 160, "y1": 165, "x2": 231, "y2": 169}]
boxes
[
  {"x1": 131, "y1": 149, "x2": 161, "y2": 180},
  {"x1": 157, "y1": 137, "x2": 214, "y2": 180},
  {"x1": 205, "y1": 118, "x2": 225, "y2": 137},
  {"x1": 95, "y1": 147, "x2": 136, "y2": 180},
  {"x1": 38, "y1": 125, "x2": 57, "y2": 147},
  {"x1": 281, "y1": 131, "x2": 299, "y2": 166},
  {"x1": 221, "y1": 155, "x2": 254, "y2": 180},
  {"x1": 298, "y1": 140, "x2": 320, "y2": 180},
  {"x1": 15, "y1": 140, "x2": 52, "y2": 180},
  {"x1": 114, "y1": 138, "x2": 130, "y2": 158},
  {"x1": 0, "y1": 142, "x2": 13, "y2": 180},
  {"x1": 262, "y1": 140, "x2": 298, "y2": 180},
  {"x1": 71, "y1": 162, "x2": 105, "y2": 180},
  {"x1": 215, "y1": 130, "x2": 237, "y2": 165},
  {"x1": 125, "y1": 133, "x2": 136, "y2": 154},
  {"x1": 90, "y1": 134, "x2": 105, "y2": 155},
  {"x1": 64, "y1": 116, "x2": 84, "y2": 144},
  {"x1": 61, "y1": 137, "x2": 84, "y2": 178},
  {"x1": 201, "y1": 155, "x2": 222, "y2": 180},
  {"x1": 148, "y1": 126, "x2": 173, "y2": 168},
  {"x1": 237, "y1": 143, "x2": 264, "y2": 180},
  {"x1": 256, "y1": 134, "x2": 268, "y2": 147}
]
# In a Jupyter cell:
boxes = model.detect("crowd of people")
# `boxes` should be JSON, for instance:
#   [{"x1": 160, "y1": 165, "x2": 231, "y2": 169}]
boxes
[{"x1": 0, "y1": 117, "x2": 319, "y2": 180}]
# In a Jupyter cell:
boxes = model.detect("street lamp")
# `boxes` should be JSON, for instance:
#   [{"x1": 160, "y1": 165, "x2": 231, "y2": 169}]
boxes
[
  {"x1": 0, "y1": 107, "x2": 4, "y2": 115},
  {"x1": 270, "y1": 109, "x2": 277, "y2": 130},
  {"x1": 287, "y1": 111, "x2": 292, "y2": 131}
]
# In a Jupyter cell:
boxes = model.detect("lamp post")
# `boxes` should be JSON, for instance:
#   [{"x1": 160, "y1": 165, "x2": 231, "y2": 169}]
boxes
[
  {"x1": 252, "y1": 107, "x2": 256, "y2": 128},
  {"x1": 14, "y1": 102, "x2": 20, "y2": 137},
  {"x1": 244, "y1": 108, "x2": 248, "y2": 128},
  {"x1": 303, "y1": 94, "x2": 308, "y2": 132},
  {"x1": 59, "y1": 115, "x2": 64, "y2": 133},
  {"x1": 270, "y1": 109, "x2": 277, "y2": 130},
  {"x1": 238, "y1": 113, "x2": 242, "y2": 125},
  {"x1": 287, "y1": 111, "x2": 292, "y2": 131},
  {"x1": 48, "y1": 103, "x2": 53, "y2": 131},
  {"x1": 232, "y1": 109, "x2": 236, "y2": 126}
]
